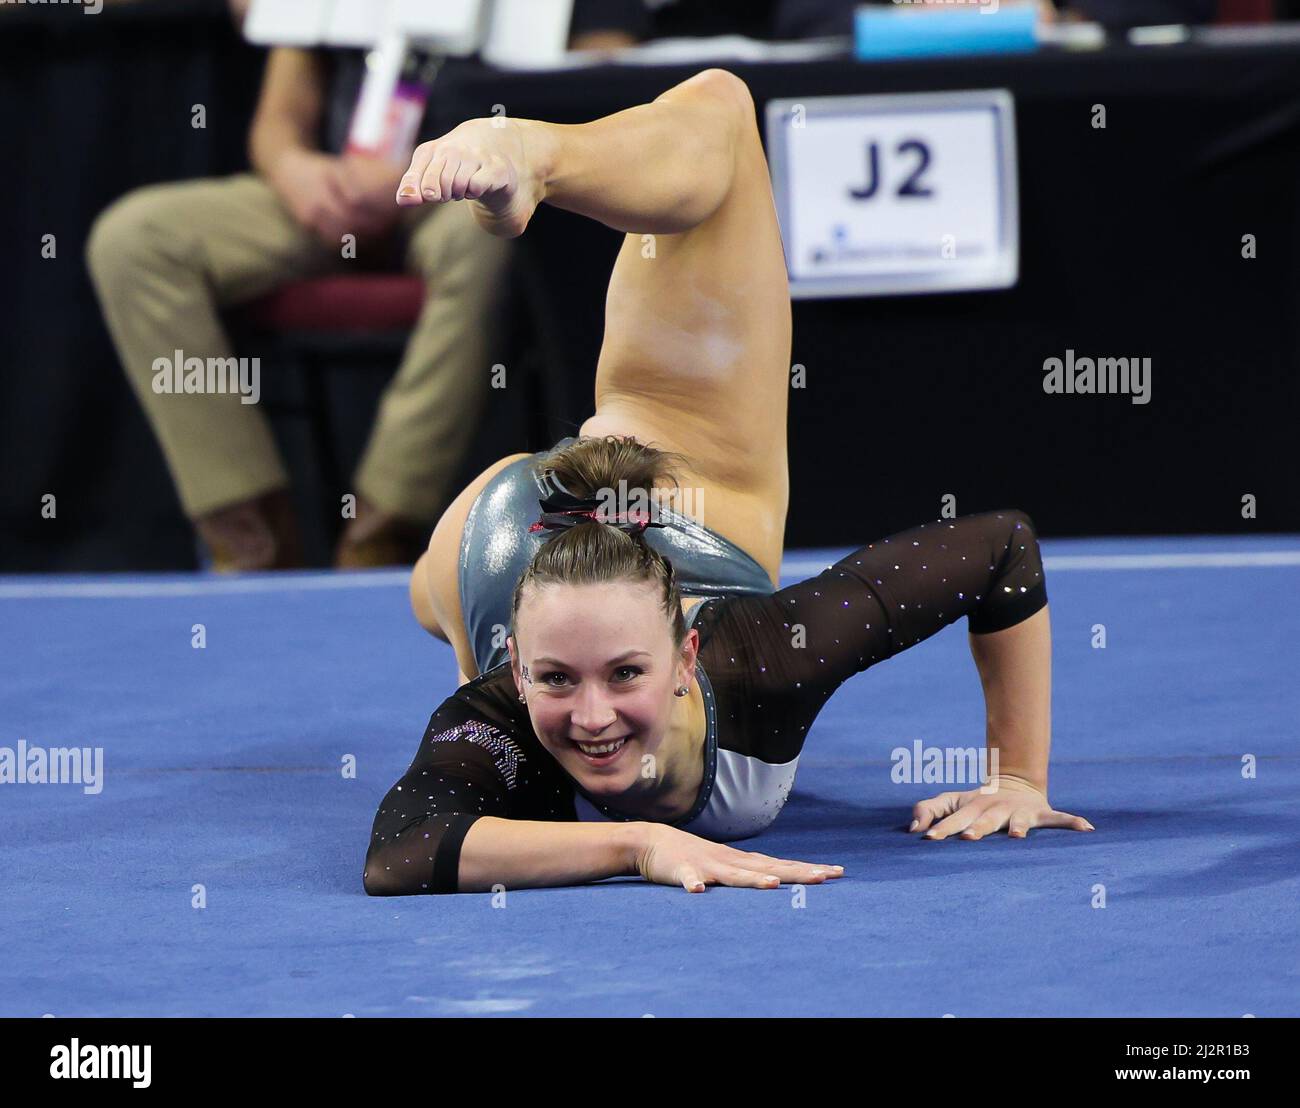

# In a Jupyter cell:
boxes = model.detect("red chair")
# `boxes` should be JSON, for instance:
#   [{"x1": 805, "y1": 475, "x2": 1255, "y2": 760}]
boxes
[
  {"x1": 235, "y1": 274, "x2": 426, "y2": 557},
  {"x1": 243, "y1": 274, "x2": 426, "y2": 334},
  {"x1": 1216, "y1": 0, "x2": 1274, "y2": 19},
  {"x1": 234, "y1": 263, "x2": 552, "y2": 565}
]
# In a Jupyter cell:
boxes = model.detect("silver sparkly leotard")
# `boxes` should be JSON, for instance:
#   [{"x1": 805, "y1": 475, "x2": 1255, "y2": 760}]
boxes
[
  {"x1": 366, "y1": 510, "x2": 1049, "y2": 895},
  {"x1": 457, "y1": 436, "x2": 776, "y2": 675}
]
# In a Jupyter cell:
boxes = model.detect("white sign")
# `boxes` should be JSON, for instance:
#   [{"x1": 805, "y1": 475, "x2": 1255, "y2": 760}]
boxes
[
  {"x1": 246, "y1": 0, "x2": 487, "y2": 52},
  {"x1": 483, "y1": 0, "x2": 575, "y2": 68},
  {"x1": 245, "y1": 0, "x2": 571, "y2": 63},
  {"x1": 766, "y1": 90, "x2": 1019, "y2": 298},
  {"x1": 244, "y1": 0, "x2": 333, "y2": 45}
]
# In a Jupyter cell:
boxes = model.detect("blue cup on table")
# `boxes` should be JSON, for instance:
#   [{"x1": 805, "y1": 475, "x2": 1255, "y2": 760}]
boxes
[{"x1": 854, "y1": 3, "x2": 1039, "y2": 61}]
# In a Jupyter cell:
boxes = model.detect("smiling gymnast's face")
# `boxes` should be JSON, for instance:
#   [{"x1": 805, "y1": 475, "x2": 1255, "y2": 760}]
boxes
[{"x1": 508, "y1": 580, "x2": 694, "y2": 799}]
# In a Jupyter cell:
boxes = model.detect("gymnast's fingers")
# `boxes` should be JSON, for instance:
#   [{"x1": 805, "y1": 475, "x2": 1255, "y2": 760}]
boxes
[
  {"x1": 397, "y1": 141, "x2": 437, "y2": 204},
  {"x1": 740, "y1": 852, "x2": 843, "y2": 880},
  {"x1": 676, "y1": 864, "x2": 707, "y2": 893},
  {"x1": 716, "y1": 866, "x2": 781, "y2": 890},
  {"x1": 960, "y1": 808, "x2": 1010, "y2": 841},
  {"x1": 1035, "y1": 809, "x2": 1096, "y2": 833},
  {"x1": 1007, "y1": 812, "x2": 1033, "y2": 838},
  {"x1": 924, "y1": 805, "x2": 980, "y2": 841},
  {"x1": 911, "y1": 792, "x2": 960, "y2": 833}
]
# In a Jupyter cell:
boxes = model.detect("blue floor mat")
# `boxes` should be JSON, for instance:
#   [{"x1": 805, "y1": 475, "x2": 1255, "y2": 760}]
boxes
[{"x1": 2, "y1": 534, "x2": 1296, "y2": 1016}]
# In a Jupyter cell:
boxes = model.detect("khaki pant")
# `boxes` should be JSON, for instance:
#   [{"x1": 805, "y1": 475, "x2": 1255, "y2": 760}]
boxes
[{"x1": 86, "y1": 172, "x2": 511, "y2": 522}]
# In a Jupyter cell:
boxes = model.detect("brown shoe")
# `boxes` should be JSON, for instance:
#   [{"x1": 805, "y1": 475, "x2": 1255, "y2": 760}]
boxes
[
  {"x1": 334, "y1": 497, "x2": 427, "y2": 569},
  {"x1": 195, "y1": 489, "x2": 304, "y2": 572}
]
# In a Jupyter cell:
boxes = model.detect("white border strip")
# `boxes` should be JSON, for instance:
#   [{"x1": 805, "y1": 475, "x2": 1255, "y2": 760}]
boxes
[
  {"x1": 1045, "y1": 551, "x2": 1300, "y2": 570},
  {"x1": 780, "y1": 550, "x2": 1300, "y2": 580},
  {"x1": 0, "y1": 571, "x2": 410, "y2": 599},
  {"x1": 0, "y1": 551, "x2": 1297, "y2": 600}
]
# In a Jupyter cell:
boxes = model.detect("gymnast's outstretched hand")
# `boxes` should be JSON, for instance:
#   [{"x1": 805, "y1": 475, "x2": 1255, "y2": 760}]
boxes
[
  {"x1": 395, "y1": 117, "x2": 547, "y2": 239},
  {"x1": 910, "y1": 775, "x2": 1095, "y2": 840},
  {"x1": 635, "y1": 823, "x2": 844, "y2": 893}
]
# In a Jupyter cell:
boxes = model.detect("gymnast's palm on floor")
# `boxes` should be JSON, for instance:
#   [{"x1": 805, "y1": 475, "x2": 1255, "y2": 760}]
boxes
[
  {"x1": 912, "y1": 776, "x2": 1095, "y2": 841},
  {"x1": 636, "y1": 824, "x2": 844, "y2": 894},
  {"x1": 396, "y1": 118, "x2": 542, "y2": 238}
]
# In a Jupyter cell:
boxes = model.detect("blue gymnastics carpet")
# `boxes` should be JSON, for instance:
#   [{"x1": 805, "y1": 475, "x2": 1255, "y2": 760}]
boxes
[{"x1": 1, "y1": 534, "x2": 1296, "y2": 1017}]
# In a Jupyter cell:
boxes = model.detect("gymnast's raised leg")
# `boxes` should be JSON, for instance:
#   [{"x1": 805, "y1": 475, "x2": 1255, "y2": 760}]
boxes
[{"x1": 399, "y1": 69, "x2": 793, "y2": 590}]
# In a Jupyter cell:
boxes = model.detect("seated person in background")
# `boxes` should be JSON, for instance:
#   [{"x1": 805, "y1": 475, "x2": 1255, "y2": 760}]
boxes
[
  {"x1": 87, "y1": 44, "x2": 516, "y2": 571},
  {"x1": 85, "y1": 0, "x2": 637, "y2": 572}
]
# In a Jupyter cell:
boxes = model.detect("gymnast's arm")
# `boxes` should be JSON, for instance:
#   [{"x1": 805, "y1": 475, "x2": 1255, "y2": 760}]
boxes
[
  {"x1": 453, "y1": 818, "x2": 642, "y2": 892},
  {"x1": 362, "y1": 705, "x2": 652, "y2": 895},
  {"x1": 248, "y1": 48, "x2": 326, "y2": 184},
  {"x1": 364, "y1": 707, "x2": 842, "y2": 895},
  {"x1": 723, "y1": 511, "x2": 1048, "y2": 696},
  {"x1": 718, "y1": 510, "x2": 1090, "y2": 838},
  {"x1": 456, "y1": 818, "x2": 842, "y2": 893}
]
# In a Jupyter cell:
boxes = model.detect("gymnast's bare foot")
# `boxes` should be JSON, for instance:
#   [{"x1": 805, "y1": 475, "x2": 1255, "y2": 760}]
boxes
[{"x1": 395, "y1": 118, "x2": 551, "y2": 239}]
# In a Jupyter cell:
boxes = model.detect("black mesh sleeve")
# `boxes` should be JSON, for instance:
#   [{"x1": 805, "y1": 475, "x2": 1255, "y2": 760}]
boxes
[
  {"x1": 692, "y1": 510, "x2": 1048, "y2": 764},
  {"x1": 363, "y1": 705, "x2": 527, "y2": 896},
  {"x1": 774, "y1": 508, "x2": 1046, "y2": 682}
]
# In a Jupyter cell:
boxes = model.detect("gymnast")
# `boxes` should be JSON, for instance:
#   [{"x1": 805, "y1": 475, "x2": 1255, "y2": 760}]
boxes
[{"x1": 364, "y1": 69, "x2": 1093, "y2": 896}]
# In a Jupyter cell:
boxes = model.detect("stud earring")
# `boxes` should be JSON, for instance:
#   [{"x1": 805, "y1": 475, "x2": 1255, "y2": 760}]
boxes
[
  {"x1": 518, "y1": 693, "x2": 526, "y2": 704},
  {"x1": 675, "y1": 685, "x2": 689, "y2": 697}
]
